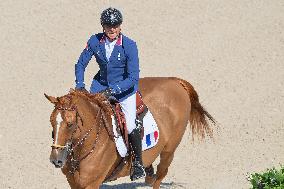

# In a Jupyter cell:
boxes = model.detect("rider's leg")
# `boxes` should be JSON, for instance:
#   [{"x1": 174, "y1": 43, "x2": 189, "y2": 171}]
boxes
[
  {"x1": 120, "y1": 93, "x2": 146, "y2": 181},
  {"x1": 120, "y1": 93, "x2": 137, "y2": 134}
]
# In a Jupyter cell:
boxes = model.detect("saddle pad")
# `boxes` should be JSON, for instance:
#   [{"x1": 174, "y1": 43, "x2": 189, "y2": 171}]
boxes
[{"x1": 112, "y1": 110, "x2": 159, "y2": 157}]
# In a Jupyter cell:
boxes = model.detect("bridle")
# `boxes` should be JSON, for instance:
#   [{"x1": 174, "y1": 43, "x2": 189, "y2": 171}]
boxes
[
  {"x1": 51, "y1": 103, "x2": 104, "y2": 174},
  {"x1": 50, "y1": 97, "x2": 129, "y2": 180}
]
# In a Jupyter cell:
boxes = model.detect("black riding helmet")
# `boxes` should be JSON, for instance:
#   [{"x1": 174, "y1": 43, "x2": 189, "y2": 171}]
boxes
[{"x1": 100, "y1": 7, "x2": 123, "y2": 26}]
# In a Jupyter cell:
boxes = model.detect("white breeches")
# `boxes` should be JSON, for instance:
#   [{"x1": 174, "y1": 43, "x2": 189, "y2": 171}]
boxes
[{"x1": 120, "y1": 93, "x2": 136, "y2": 134}]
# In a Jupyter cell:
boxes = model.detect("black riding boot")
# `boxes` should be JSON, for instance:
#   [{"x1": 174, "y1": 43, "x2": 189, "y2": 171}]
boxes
[{"x1": 128, "y1": 127, "x2": 146, "y2": 181}]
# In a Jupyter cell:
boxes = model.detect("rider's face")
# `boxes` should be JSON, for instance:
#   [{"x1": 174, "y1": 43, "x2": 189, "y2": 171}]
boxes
[{"x1": 103, "y1": 24, "x2": 121, "y2": 41}]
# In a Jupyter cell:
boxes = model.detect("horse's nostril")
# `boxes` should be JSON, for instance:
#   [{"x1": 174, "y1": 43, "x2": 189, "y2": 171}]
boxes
[{"x1": 51, "y1": 159, "x2": 63, "y2": 168}]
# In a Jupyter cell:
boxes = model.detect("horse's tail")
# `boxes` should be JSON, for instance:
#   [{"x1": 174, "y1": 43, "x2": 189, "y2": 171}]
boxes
[{"x1": 173, "y1": 77, "x2": 216, "y2": 140}]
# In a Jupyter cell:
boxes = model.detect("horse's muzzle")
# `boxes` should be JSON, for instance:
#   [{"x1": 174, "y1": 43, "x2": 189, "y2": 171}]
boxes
[
  {"x1": 51, "y1": 159, "x2": 64, "y2": 168},
  {"x1": 50, "y1": 148, "x2": 68, "y2": 168}
]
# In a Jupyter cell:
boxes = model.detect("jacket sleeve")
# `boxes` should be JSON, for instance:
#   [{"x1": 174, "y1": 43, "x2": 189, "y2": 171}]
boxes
[
  {"x1": 75, "y1": 39, "x2": 94, "y2": 89},
  {"x1": 110, "y1": 42, "x2": 140, "y2": 94}
]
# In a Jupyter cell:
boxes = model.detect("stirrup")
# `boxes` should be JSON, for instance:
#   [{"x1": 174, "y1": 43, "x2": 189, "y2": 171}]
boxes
[{"x1": 130, "y1": 161, "x2": 146, "y2": 181}]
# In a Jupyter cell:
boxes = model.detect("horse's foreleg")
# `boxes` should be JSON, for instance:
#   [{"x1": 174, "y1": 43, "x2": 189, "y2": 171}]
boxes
[
  {"x1": 152, "y1": 151, "x2": 174, "y2": 189},
  {"x1": 145, "y1": 164, "x2": 157, "y2": 186}
]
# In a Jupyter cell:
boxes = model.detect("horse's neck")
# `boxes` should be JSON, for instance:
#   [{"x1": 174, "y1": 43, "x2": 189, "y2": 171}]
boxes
[
  {"x1": 75, "y1": 95, "x2": 113, "y2": 145},
  {"x1": 73, "y1": 95, "x2": 119, "y2": 175},
  {"x1": 76, "y1": 96, "x2": 98, "y2": 129},
  {"x1": 71, "y1": 95, "x2": 100, "y2": 157}
]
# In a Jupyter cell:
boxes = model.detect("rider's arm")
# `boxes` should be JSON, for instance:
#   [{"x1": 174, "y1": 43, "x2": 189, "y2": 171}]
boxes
[
  {"x1": 75, "y1": 39, "x2": 95, "y2": 89},
  {"x1": 110, "y1": 41, "x2": 140, "y2": 94}
]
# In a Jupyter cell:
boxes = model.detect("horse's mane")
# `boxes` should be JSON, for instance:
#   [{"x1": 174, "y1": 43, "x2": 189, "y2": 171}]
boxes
[
  {"x1": 67, "y1": 90, "x2": 113, "y2": 118},
  {"x1": 68, "y1": 90, "x2": 115, "y2": 138}
]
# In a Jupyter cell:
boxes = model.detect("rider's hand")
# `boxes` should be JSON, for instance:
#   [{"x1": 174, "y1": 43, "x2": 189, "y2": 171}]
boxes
[
  {"x1": 101, "y1": 88, "x2": 118, "y2": 104},
  {"x1": 101, "y1": 88, "x2": 114, "y2": 99}
]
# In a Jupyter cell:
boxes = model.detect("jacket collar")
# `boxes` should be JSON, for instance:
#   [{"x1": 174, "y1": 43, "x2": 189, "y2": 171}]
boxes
[{"x1": 99, "y1": 33, "x2": 122, "y2": 46}]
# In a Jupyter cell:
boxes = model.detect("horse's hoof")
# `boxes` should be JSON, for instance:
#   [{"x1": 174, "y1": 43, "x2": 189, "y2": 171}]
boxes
[{"x1": 145, "y1": 174, "x2": 157, "y2": 186}]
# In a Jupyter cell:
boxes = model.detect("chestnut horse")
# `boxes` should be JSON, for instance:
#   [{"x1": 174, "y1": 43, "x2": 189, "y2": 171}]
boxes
[{"x1": 45, "y1": 77, "x2": 215, "y2": 189}]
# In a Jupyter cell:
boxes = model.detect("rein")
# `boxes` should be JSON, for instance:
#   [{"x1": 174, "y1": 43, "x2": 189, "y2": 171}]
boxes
[{"x1": 67, "y1": 108, "x2": 103, "y2": 174}]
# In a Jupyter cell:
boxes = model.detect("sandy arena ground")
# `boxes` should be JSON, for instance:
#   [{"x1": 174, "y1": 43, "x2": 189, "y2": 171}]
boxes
[{"x1": 0, "y1": 1, "x2": 284, "y2": 188}]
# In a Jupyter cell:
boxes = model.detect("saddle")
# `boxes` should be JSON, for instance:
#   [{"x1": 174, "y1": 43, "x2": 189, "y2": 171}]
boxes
[{"x1": 112, "y1": 92, "x2": 148, "y2": 149}]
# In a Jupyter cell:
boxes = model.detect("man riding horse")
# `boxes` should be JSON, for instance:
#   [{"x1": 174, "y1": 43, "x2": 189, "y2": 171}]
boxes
[{"x1": 74, "y1": 7, "x2": 145, "y2": 181}]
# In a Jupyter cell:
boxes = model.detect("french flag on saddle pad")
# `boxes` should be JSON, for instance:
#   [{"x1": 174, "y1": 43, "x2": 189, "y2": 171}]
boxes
[
  {"x1": 113, "y1": 110, "x2": 159, "y2": 157},
  {"x1": 143, "y1": 131, "x2": 159, "y2": 149},
  {"x1": 141, "y1": 111, "x2": 159, "y2": 151}
]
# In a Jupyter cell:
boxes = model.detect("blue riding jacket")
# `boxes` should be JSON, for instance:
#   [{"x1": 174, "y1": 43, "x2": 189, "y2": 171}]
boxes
[{"x1": 75, "y1": 33, "x2": 140, "y2": 101}]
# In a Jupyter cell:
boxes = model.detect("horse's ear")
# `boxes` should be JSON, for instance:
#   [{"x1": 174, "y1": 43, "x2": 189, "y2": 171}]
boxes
[{"x1": 44, "y1": 93, "x2": 58, "y2": 104}]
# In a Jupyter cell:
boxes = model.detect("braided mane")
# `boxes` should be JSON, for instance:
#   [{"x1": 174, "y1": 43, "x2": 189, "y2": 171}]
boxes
[
  {"x1": 67, "y1": 90, "x2": 113, "y2": 118},
  {"x1": 54, "y1": 90, "x2": 114, "y2": 138}
]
